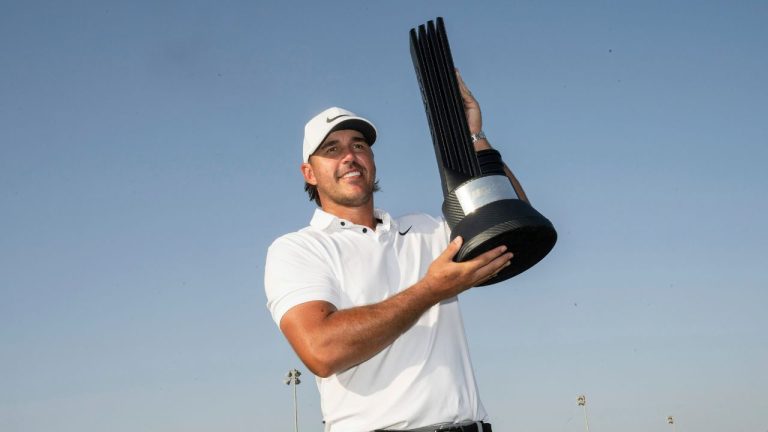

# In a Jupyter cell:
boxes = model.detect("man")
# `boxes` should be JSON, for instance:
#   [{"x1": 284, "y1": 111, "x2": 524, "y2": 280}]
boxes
[{"x1": 265, "y1": 73, "x2": 525, "y2": 431}]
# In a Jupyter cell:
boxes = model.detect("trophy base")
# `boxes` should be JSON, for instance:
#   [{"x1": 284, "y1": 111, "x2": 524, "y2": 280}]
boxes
[{"x1": 449, "y1": 198, "x2": 557, "y2": 286}]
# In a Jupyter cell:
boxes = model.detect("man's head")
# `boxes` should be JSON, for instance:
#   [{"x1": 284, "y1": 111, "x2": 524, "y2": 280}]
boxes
[{"x1": 301, "y1": 107, "x2": 379, "y2": 207}]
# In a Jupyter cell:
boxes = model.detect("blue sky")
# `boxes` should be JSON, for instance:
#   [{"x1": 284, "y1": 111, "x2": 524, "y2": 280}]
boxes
[{"x1": 1, "y1": 1, "x2": 767, "y2": 431}]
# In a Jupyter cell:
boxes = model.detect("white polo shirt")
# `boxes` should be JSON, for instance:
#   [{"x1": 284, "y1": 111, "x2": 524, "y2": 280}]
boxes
[{"x1": 265, "y1": 208, "x2": 487, "y2": 432}]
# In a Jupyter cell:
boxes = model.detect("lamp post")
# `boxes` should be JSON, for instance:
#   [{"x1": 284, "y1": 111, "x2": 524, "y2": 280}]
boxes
[
  {"x1": 577, "y1": 394, "x2": 590, "y2": 432},
  {"x1": 667, "y1": 416, "x2": 676, "y2": 432},
  {"x1": 285, "y1": 368, "x2": 302, "y2": 432}
]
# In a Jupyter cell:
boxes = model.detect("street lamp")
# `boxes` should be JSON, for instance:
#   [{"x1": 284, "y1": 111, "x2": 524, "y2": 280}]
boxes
[
  {"x1": 667, "y1": 415, "x2": 676, "y2": 432},
  {"x1": 576, "y1": 394, "x2": 590, "y2": 432},
  {"x1": 285, "y1": 368, "x2": 302, "y2": 432}
]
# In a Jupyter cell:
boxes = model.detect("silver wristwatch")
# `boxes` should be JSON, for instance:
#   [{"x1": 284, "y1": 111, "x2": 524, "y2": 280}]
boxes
[{"x1": 470, "y1": 130, "x2": 487, "y2": 143}]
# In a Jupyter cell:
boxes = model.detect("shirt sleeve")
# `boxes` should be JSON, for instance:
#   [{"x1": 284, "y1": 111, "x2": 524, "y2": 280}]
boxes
[{"x1": 264, "y1": 234, "x2": 340, "y2": 326}]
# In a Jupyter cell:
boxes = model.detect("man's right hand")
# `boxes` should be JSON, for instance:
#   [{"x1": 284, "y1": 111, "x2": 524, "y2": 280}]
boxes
[
  {"x1": 421, "y1": 236, "x2": 513, "y2": 301},
  {"x1": 279, "y1": 236, "x2": 512, "y2": 378}
]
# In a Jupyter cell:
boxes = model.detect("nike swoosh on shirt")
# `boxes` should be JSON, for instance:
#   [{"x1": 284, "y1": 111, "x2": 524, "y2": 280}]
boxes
[{"x1": 398, "y1": 226, "x2": 412, "y2": 236}]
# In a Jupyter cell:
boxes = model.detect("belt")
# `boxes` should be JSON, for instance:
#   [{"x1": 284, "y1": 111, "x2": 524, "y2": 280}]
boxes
[{"x1": 375, "y1": 421, "x2": 492, "y2": 432}]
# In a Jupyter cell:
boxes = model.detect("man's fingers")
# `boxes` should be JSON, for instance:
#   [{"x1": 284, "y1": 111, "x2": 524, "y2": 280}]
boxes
[
  {"x1": 444, "y1": 238, "x2": 507, "y2": 269},
  {"x1": 484, "y1": 250, "x2": 513, "y2": 273},
  {"x1": 475, "y1": 253, "x2": 513, "y2": 285},
  {"x1": 439, "y1": 236, "x2": 463, "y2": 262},
  {"x1": 455, "y1": 244, "x2": 513, "y2": 282},
  {"x1": 455, "y1": 68, "x2": 467, "y2": 90},
  {"x1": 427, "y1": 239, "x2": 513, "y2": 296},
  {"x1": 470, "y1": 244, "x2": 510, "y2": 267},
  {"x1": 455, "y1": 69, "x2": 475, "y2": 101},
  {"x1": 490, "y1": 252, "x2": 514, "y2": 271},
  {"x1": 477, "y1": 260, "x2": 512, "y2": 285}
]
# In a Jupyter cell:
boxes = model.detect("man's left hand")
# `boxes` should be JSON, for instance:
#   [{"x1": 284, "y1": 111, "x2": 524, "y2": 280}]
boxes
[{"x1": 456, "y1": 69, "x2": 490, "y2": 152}]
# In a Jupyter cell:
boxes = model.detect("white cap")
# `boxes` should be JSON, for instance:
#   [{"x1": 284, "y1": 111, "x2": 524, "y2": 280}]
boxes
[{"x1": 302, "y1": 107, "x2": 377, "y2": 163}]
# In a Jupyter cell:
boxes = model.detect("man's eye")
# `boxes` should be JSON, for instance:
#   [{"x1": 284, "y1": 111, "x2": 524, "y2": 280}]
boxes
[{"x1": 324, "y1": 146, "x2": 337, "y2": 154}]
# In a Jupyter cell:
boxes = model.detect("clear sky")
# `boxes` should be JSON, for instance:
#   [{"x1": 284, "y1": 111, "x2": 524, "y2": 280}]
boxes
[{"x1": 2, "y1": 1, "x2": 767, "y2": 431}]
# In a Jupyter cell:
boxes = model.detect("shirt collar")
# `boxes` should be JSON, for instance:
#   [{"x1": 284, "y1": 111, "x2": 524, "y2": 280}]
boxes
[{"x1": 309, "y1": 208, "x2": 393, "y2": 233}]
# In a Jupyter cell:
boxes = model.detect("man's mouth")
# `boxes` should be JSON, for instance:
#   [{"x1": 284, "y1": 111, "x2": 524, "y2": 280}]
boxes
[{"x1": 339, "y1": 170, "x2": 362, "y2": 179}]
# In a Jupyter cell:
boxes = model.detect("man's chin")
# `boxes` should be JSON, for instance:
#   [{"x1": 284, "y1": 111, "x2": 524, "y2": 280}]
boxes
[
  {"x1": 337, "y1": 194, "x2": 373, "y2": 207},
  {"x1": 318, "y1": 182, "x2": 378, "y2": 208},
  {"x1": 331, "y1": 188, "x2": 375, "y2": 207}
]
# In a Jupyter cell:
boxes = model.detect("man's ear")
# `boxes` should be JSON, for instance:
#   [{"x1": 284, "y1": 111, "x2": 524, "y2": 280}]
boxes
[{"x1": 301, "y1": 162, "x2": 317, "y2": 185}]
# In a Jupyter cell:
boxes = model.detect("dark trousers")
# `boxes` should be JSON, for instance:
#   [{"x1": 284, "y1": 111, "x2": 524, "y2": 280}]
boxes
[{"x1": 374, "y1": 421, "x2": 492, "y2": 432}]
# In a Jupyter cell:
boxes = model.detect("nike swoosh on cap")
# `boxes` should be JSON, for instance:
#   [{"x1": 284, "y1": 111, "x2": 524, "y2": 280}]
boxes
[
  {"x1": 326, "y1": 114, "x2": 349, "y2": 123},
  {"x1": 398, "y1": 226, "x2": 412, "y2": 236}
]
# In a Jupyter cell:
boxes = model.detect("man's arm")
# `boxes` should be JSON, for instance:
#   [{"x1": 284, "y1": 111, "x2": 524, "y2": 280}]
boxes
[
  {"x1": 279, "y1": 236, "x2": 512, "y2": 378},
  {"x1": 456, "y1": 69, "x2": 530, "y2": 204}
]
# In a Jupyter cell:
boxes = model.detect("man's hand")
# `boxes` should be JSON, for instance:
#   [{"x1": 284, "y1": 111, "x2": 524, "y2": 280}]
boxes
[
  {"x1": 279, "y1": 236, "x2": 512, "y2": 378},
  {"x1": 456, "y1": 69, "x2": 482, "y2": 135},
  {"x1": 421, "y1": 236, "x2": 513, "y2": 301},
  {"x1": 456, "y1": 68, "x2": 531, "y2": 203}
]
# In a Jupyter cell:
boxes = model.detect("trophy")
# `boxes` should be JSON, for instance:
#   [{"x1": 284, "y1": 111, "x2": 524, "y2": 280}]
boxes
[{"x1": 409, "y1": 17, "x2": 557, "y2": 285}]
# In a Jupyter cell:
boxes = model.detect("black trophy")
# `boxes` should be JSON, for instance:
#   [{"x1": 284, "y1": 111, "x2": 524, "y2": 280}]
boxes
[{"x1": 409, "y1": 17, "x2": 557, "y2": 285}]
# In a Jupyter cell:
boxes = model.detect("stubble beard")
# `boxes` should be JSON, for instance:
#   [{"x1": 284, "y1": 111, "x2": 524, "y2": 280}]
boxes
[
  {"x1": 322, "y1": 165, "x2": 378, "y2": 208},
  {"x1": 328, "y1": 177, "x2": 376, "y2": 207}
]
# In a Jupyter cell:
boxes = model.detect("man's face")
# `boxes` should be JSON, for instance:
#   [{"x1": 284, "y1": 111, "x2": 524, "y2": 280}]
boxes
[{"x1": 302, "y1": 129, "x2": 376, "y2": 208}]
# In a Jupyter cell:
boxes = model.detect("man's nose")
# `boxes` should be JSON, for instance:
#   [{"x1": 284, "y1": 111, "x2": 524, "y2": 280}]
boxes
[{"x1": 339, "y1": 145, "x2": 358, "y2": 162}]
